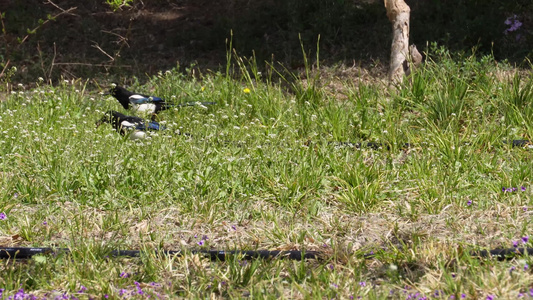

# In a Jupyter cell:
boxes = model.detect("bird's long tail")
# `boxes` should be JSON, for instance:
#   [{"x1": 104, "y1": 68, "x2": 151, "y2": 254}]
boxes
[{"x1": 164, "y1": 101, "x2": 217, "y2": 109}]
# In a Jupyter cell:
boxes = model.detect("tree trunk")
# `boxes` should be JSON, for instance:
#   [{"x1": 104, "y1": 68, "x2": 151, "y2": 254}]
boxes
[{"x1": 384, "y1": 0, "x2": 420, "y2": 83}]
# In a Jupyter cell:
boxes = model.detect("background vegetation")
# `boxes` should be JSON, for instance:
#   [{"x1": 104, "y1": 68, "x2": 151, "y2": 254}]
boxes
[{"x1": 0, "y1": 0, "x2": 532, "y2": 84}]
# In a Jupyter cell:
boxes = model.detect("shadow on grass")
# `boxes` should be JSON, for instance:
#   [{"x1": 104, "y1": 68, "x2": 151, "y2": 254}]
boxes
[{"x1": 0, "y1": 0, "x2": 531, "y2": 84}]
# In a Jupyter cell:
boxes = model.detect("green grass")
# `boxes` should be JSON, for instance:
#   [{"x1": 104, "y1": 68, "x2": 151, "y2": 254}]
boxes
[{"x1": 0, "y1": 48, "x2": 533, "y2": 299}]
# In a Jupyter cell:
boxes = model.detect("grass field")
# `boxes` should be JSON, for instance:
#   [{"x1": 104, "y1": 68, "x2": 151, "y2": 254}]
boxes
[{"x1": 0, "y1": 46, "x2": 532, "y2": 299}]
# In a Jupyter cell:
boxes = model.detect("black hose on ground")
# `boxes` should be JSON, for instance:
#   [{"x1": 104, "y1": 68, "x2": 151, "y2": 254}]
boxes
[
  {"x1": 0, "y1": 247, "x2": 321, "y2": 261},
  {"x1": 2, "y1": 247, "x2": 533, "y2": 261},
  {"x1": 330, "y1": 139, "x2": 532, "y2": 150},
  {"x1": 470, "y1": 248, "x2": 533, "y2": 261}
]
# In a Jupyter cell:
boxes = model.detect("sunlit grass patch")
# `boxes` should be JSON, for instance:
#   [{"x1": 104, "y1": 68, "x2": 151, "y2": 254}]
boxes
[{"x1": 1, "y1": 49, "x2": 532, "y2": 298}]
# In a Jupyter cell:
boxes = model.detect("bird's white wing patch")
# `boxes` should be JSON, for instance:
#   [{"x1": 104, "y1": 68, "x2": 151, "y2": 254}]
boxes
[
  {"x1": 120, "y1": 120, "x2": 136, "y2": 129},
  {"x1": 129, "y1": 94, "x2": 146, "y2": 100},
  {"x1": 133, "y1": 103, "x2": 157, "y2": 113},
  {"x1": 129, "y1": 131, "x2": 147, "y2": 140}
]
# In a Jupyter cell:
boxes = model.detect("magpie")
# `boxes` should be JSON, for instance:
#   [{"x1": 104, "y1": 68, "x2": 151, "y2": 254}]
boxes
[
  {"x1": 107, "y1": 84, "x2": 217, "y2": 115},
  {"x1": 96, "y1": 110, "x2": 165, "y2": 140}
]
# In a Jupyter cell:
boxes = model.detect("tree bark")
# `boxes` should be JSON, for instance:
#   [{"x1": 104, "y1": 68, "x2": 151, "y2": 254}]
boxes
[{"x1": 384, "y1": 0, "x2": 419, "y2": 83}]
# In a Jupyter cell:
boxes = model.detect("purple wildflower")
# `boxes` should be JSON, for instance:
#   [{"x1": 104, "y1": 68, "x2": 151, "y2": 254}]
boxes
[
  {"x1": 524, "y1": 207, "x2": 528, "y2": 212},
  {"x1": 135, "y1": 281, "x2": 143, "y2": 295},
  {"x1": 461, "y1": 294, "x2": 466, "y2": 299},
  {"x1": 408, "y1": 293, "x2": 421, "y2": 299},
  {"x1": 231, "y1": 225, "x2": 237, "y2": 231},
  {"x1": 504, "y1": 15, "x2": 523, "y2": 34},
  {"x1": 198, "y1": 240, "x2": 204, "y2": 246},
  {"x1": 521, "y1": 186, "x2": 526, "y2": 192},
  {"x1": 513, "y1": 241, "x2": 519, "y2": 248},
  {"x1": 467, "y1": 200, "x2": 472, "y2": 206},
  {"x1": 42, "y1": 221, "x2": 47, "y2": 225},
  {"x1": 524, "y1": 263, "x2": 529, "y2": 271},
  {"x1": 529, "y1": 288, "x2": 533, "y2": 297},
  {"x1": 14, "y1": 289, "x2": 27, "y2": 300},
  {"x1": 77, "y1": 286, "x2": 87, "y2": 293},
  {"x1": 518, "y1": 292, "x2": 525, "y2": 298},
  {"x1": 451, "y1": 273, "x2": 456, "y2": 278},
  {"x1": 0, "y1": 212, "x2": 6, "y2": 220},
  {"x1": 331, "y1": 283, "x2": 339, "y2": 288},
  {"x1": 119, "y1": 289, "x2": 127, "y2": 296},
  {"x1": 359, "y1": 281, "x2": 366, "y2": 287},
  {"x1": 522, "y1": 236, "x2": 529, "y2": 244},
  {"x1": 486, "y1": 295, "x2": 495, "y2": 300},
  {"x1": 502, "y1": 187, "x2": 506, "y2": 192},
  {"x1": 120, "y1": 272, "x2": 129, "y2": 278}
]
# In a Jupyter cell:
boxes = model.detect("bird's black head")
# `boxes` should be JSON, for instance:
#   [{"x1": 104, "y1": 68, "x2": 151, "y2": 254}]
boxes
[
  {"x1": 107, "y1": 84, "x2": 132, "y2": 109},
  {"x1": 108, "y1": 84, "x2": 128, "y2": 97},
  {"x1": 103, "y1": 83, "x2": 117, "y2": 95},
  {"x1": 107, "y1": 86, "x2": 117, "y2": 97},
  {"x1": 96, "y1": 110, "x2": 126, "y2": 129}
]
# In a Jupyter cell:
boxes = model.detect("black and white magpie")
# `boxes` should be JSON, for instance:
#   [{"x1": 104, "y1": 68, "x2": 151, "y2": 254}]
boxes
[
  {"x1": 96, "y1": 110, "x2": 165, "y2": 140},
  {"x1": 107, "y1": 84, "x2": 216, "y2": 115}
]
